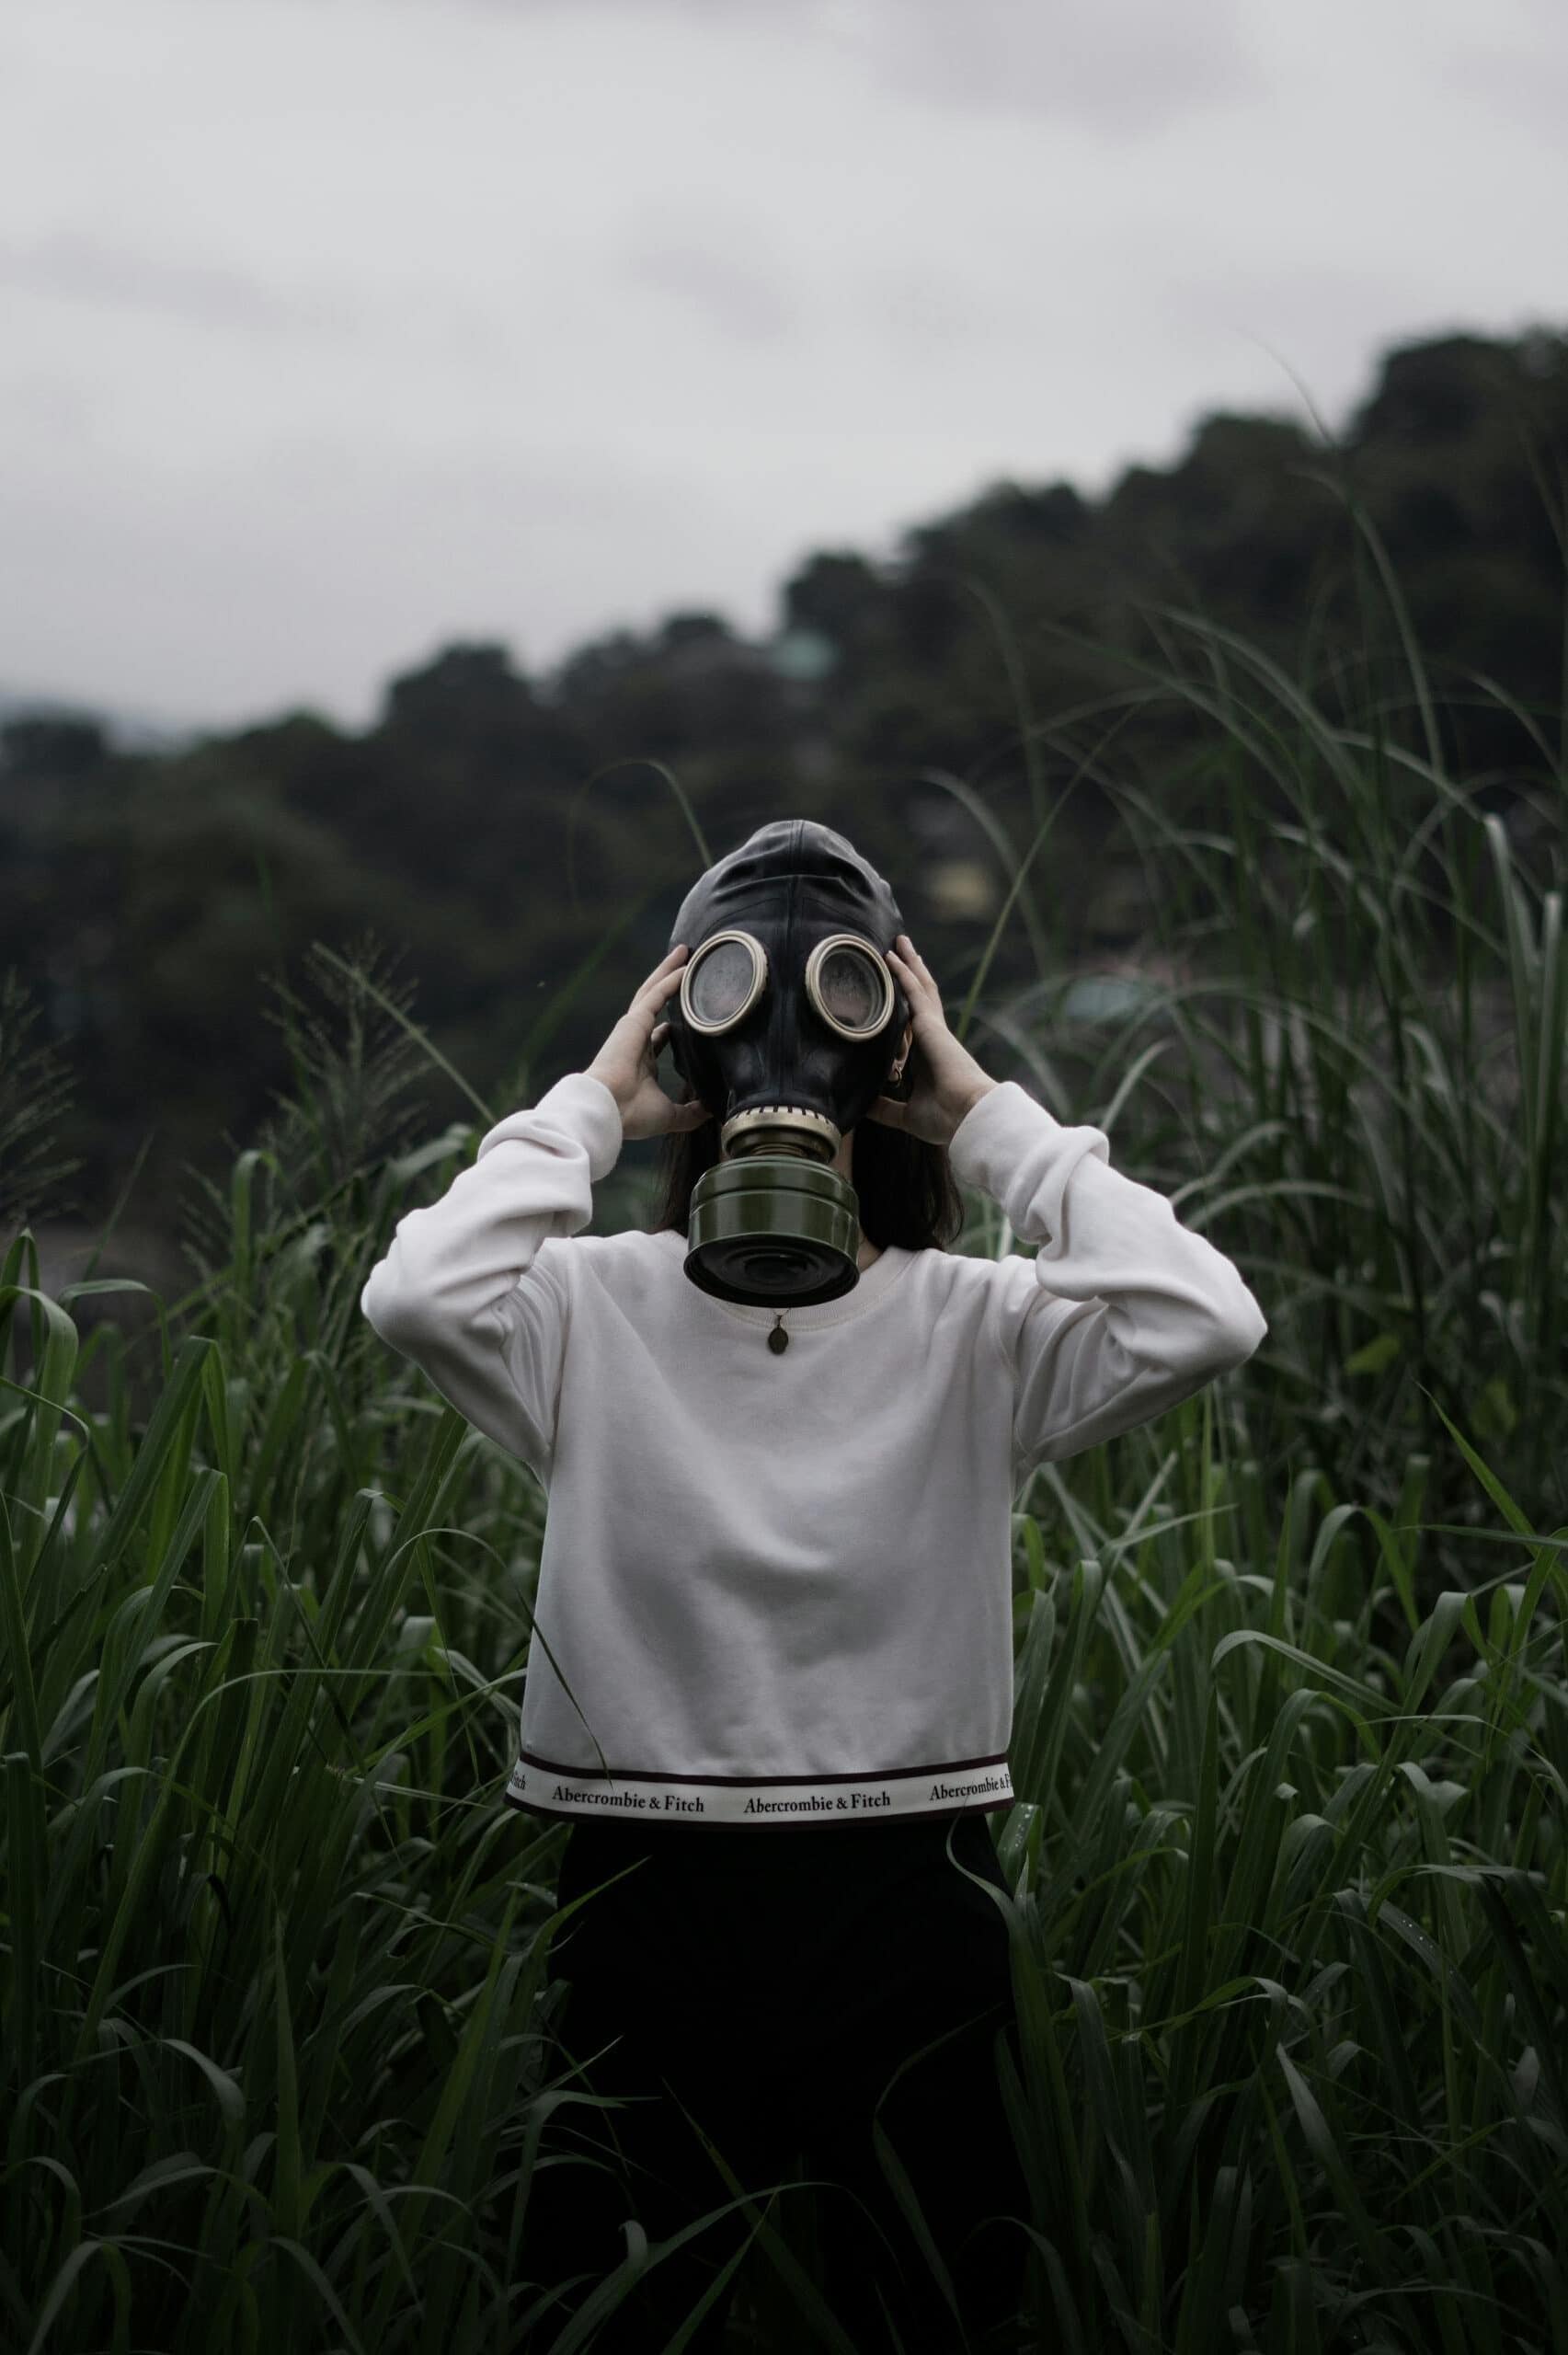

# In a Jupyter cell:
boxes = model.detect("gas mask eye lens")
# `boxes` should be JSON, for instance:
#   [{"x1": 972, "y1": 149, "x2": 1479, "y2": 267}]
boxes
[
  {"x1": 806, "y1": 935, "x2": 895, "y2": 1040},
  {"x1": 818, "y1": 948, "x2": 879, "y2": 1028},
  {"x1": 682, "y1": 931, "x2": 766, "y2": 1034}
]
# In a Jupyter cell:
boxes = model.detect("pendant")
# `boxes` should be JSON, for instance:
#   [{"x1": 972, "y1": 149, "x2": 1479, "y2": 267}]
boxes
[{"x1": 768, "y1": 1315, "x2": 789, "y2": 1354}]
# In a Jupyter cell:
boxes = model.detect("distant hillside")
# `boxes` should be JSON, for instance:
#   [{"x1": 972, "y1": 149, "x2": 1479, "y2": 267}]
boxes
[
  {"x1": 3, "y1": 324, "x2": 1564, "y2": 1244},
  {"x1": 0, "y1": 685, "x2": 199, "y2": 757}
]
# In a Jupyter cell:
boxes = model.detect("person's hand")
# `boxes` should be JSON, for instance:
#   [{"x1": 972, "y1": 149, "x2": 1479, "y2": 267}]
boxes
[
  {"x1": 864, "y1": 935, "x2": 999, "y2": 1149},
  {"x1": 585, "y1": 946, "x2": 715, "y2": 1143}
]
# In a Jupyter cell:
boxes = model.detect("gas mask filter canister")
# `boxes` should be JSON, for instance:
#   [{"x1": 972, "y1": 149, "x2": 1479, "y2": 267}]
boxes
[{"x1": 663, "y1": 820, "x2": 911, "y2": 1307}]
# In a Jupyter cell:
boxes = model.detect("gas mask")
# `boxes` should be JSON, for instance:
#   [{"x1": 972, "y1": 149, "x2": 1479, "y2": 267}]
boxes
[{"x1": 664, "y1": 820, "x2": 910, "y2": 1306}]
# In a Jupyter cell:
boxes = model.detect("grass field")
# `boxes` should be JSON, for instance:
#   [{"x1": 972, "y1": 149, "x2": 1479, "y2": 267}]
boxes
[{"x1": 3, "y1": 580, "x2": 1565, "y2": 2350}]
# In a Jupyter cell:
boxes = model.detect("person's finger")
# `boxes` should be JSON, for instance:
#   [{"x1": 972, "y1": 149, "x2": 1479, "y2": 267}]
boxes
[
  {"x1": 897, "y1": 940, "x2": 947, "y2": 1019},
  {"x1": 627, "y1": 976, "x2": 681, "y2": 1038},
  {"x1": 634, "y1": 944, "x2": 690, "y2": 1005},
  {"x1": 864, "y1": 1095, "x2": 907, "y2": 1130},
  {"x1": 888, "y1": 946, "x2": 931, "y2": 1007},
  {"x1": 653, "y1": 959, "x2": 690, "y2": 1010}
]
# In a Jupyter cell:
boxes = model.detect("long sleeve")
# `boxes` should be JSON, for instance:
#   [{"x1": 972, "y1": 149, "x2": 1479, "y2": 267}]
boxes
[
  {"x1": 946, "y1": 1079, "x2": 1267, "y2": 1482},
  {"x1": 359, "y1": 1070, "x2": 623, "y2": 1478}
]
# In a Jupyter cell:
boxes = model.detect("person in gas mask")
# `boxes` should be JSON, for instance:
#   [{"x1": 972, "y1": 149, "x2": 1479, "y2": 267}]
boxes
[{"x1": 360, "y1": 820, "x2": 1268, "y2": 2351}]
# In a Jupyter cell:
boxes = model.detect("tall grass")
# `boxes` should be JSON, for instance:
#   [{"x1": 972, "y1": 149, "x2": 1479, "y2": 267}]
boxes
[{"x1": 2, "y1": 557, "x2": 1565, "y2": 2350}]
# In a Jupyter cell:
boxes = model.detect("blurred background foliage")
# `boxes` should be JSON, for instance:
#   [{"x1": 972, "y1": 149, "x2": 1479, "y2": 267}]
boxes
[{"x1": 3, "y1": 324, "x2": 1564, "y2": 1256}]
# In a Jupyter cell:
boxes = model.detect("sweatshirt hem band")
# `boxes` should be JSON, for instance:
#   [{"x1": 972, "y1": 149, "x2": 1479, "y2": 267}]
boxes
[{"x1": 502, "y1": 1750, "x2": 1013, "y2": 1824}]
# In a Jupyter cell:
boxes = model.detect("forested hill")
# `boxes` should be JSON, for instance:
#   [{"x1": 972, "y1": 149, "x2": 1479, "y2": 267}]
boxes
[{"x1": 4, "y1": 326, "x2": 1564, "y2": 1238}]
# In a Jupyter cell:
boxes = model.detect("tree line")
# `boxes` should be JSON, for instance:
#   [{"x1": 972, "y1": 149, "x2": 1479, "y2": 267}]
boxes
[{"x1": 3, "y1": 325, "x2": 1564, "y2": 1246}]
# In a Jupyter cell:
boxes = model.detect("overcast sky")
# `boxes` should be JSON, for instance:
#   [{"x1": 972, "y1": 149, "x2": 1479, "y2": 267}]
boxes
[{"x1": 2, "y1": 0, "x2": 1563, "y2": 734}]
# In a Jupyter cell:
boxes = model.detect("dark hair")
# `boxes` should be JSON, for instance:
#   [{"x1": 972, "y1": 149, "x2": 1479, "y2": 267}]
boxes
[{"x1": 646, "y1": 1075, "x2": 966, "y2": 1253}]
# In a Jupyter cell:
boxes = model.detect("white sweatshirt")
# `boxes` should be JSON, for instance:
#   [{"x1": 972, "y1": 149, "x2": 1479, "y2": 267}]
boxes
[{"x1": 360, "y1": 1073, "x2": 1266, "y2": 1830}]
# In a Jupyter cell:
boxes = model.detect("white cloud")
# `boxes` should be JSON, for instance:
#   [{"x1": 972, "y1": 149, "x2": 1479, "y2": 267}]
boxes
[
  {"x1": 821, "y1": 0, "x2": 1265, "y2": 133},
  {"x1": 0, "y1": 0, "x2": 1563, "y2": 728}
]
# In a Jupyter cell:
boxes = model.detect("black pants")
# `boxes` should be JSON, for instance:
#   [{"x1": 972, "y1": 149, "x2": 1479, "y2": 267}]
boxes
[{"x1": 518, "y1": 1809, "x2": 1032, "y2": 2353}]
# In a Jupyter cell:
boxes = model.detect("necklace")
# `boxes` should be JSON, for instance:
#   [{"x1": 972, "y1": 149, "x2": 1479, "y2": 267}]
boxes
[{"x1": 767, "y1": 1245, "x2": 880, "y2": 1350}]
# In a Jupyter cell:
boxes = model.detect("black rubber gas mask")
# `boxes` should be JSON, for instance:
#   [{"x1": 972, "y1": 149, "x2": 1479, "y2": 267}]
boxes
[{"x1": 664, "y1": 820, "x2": 910, "y2": 1305}]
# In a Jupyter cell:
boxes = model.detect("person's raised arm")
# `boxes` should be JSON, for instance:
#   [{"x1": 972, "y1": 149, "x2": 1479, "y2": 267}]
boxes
[
  {"x1": 360, "y1": 945, "x2": 709, "y2": 1476},
  {"x1": 865, "y1": 936, "x2": 1267, "y2": 1486}
]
